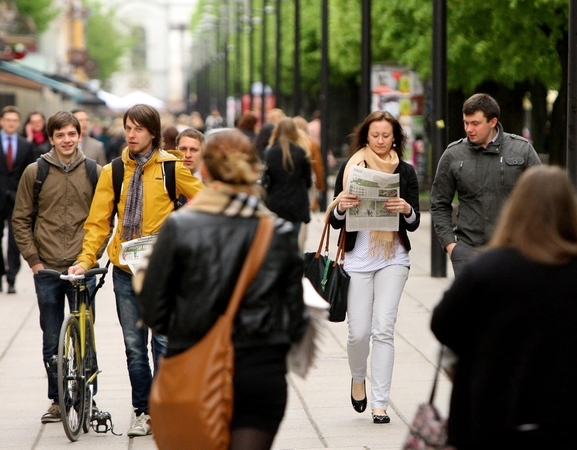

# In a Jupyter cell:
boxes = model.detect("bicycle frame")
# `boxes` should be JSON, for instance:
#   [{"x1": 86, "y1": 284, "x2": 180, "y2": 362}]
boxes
[{"x1": 38, "y1": 267, "x2": 107, "y2": 441}]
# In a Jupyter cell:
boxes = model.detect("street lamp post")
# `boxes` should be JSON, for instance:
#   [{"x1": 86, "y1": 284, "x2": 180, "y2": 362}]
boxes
[
  {"x1": 431, "y1": 0, "x2": 447, "y2": 277},
  {"x1": 275, "y1": 0, "x2": 281, "y2": 107},
  {"x1": 222, "y1": 0, "x2": 229, "y2": 115},
  {"x1": 293, "y1": 0, "x2": 300, "y2": 116},
  {"x1": 236, "y1": 0, "x2": 243, "y2": 98},
  {"x1": 261, "y1": 0, "x2": 267, "y2": 123},
  {"x1": 319, "y1": 0, "x2": 329, "y2": 211},
  {"x1": 567, "y1": 0, "x2": 577, "y2": 184},
  {"x1": 360, "y1": 0, "x2": 371, "y2": 121}
]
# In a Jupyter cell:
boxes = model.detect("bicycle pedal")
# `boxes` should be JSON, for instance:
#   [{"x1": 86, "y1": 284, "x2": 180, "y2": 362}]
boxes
[{"x1": 91, "y1": 411, "x2": 122, "y2": 436}]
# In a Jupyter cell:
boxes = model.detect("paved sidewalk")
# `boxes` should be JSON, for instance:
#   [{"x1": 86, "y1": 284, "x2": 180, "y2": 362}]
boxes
[{"x1": 0, "y1": 212, "x2": 454, "y2": 449}]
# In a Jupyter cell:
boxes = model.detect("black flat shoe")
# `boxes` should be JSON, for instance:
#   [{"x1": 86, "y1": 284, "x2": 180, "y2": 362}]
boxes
[
  {"x1": 372, "y1": 413, "x2": 390, "y2": 424},
  {"x1": 350, "y1": 379, "x2": 367, "y2": 413}
]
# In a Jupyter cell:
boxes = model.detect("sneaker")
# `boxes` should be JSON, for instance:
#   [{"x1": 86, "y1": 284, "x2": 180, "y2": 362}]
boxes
[
  {"x1": 41, "y1": 404, "x2": 61, "y2": 423},
  {"x1": 127, "y1": 413, "x2": 152, "y2": 437}
]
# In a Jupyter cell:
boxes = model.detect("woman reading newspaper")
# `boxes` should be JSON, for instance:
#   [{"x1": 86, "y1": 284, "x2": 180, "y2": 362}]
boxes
[{"x1": 328, "y1": 111, "x2": 420, "y2": 424}]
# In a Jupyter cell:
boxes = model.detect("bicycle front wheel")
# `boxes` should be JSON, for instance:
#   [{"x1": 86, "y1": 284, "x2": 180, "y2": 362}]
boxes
[
  {"x1": 82, "y1": 315, "x2": 97, "y2": 433},
  {"x1": 58, "y1": 315, "x2": 85, "y2": 442}
]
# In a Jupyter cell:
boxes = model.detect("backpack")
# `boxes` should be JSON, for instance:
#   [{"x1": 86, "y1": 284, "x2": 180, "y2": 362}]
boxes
[
  {"x1": 32, "y1": 157, "x2": 98, "y2": 230},
  {"x1": 111, "y1": 157, "x2": 186, "y2": 215}
]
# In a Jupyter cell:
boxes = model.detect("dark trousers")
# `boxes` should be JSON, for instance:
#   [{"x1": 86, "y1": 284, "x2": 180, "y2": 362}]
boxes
[
  {"x1": 34, "y1": 272, "x2": 97, "y2": 402},
  {"x1": 450, "y1": 243, "x2": 480, "y2": 279},
  {"x1": 0, "y1": 200, "x2": 21, "y2": 285}
]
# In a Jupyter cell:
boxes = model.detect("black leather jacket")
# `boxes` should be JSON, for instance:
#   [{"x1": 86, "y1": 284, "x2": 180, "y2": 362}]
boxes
[{"x1": 138, "y1": 210, "x2": 308, "y2": 357}]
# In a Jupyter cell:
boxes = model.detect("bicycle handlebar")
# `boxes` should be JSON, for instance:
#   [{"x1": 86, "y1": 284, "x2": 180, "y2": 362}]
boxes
[{"x1": 38, "y1": 267, "x2": 108, "y2": 280}]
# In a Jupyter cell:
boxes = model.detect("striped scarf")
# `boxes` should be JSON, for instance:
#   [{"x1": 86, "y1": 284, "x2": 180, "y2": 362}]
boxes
[
  {"x1": 121, "y1": 147, "x2": 155, "y2": 241},
  {"x1": 185, "y1": 181, "x2": 271, "y2": 218}
]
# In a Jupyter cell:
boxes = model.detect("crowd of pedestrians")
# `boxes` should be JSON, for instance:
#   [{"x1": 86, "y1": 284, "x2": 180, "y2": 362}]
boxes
[{"x1": 3, "y1": 92, "x2": 576, "y2": 449}]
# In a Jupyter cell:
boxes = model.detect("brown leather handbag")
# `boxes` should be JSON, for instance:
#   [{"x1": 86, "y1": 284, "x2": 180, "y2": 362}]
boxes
[{"x1": 149, "y1": 216, "x2": 274, "y2": 450}]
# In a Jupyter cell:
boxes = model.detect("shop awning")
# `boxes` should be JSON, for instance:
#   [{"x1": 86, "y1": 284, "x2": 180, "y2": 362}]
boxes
[{"x1": 0, "y1": 61, "x2": 104, "y2": 105}]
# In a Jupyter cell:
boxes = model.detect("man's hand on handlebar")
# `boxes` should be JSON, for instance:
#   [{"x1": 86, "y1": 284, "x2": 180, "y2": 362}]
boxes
[{"x1": 68, "y1": 265, "x2": 86, "y2": 276}]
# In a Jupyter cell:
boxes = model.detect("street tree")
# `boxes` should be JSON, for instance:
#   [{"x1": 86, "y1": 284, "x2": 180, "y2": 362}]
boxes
[{"x1": 85, "y1": 1, "x2": 129, "y2": 84}]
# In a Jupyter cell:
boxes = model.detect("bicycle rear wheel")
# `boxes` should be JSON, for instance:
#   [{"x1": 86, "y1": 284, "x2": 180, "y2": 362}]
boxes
[{"x1": 58, "y1": 315, "x2": 85, "y2": 442}]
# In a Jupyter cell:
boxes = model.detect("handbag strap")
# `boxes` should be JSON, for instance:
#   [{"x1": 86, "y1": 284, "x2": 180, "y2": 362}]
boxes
[
  {"x1": 224, "y1": 216, "x2": 275, "y2": 320},
  {"x1": 315, "y1": 217, "x2": 346, "y2": 267},
  {"x1": 314, "y1": 219, "x2": 331, "y2": 257},
  {"x1": 333, "y1": 224, "x2": 347, "y2": 267},
  {"x1": 429, "y1": 345, "x2": 445, "y2": 404}
]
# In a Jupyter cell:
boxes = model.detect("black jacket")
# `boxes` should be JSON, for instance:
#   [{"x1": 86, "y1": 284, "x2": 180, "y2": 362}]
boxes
[
  {"x1": 0, "y1": 135, "x2": 34, "y2": 211},
  {"x1": 138, "y1": 211, "x2": 308, "y2": 357},
  {"x1": 329, "y1": 158, "x2": 420, "y2": 252},
  {"x1": 264, "y1": 143, "x2": 312, "y2": 224},
  {"x1": 431, "y1": 247, "x2": 577, "y2": 447}
]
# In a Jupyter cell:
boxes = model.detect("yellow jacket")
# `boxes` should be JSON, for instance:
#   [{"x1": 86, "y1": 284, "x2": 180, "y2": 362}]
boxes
[{"x1": 77, "y1": 147, "x2": 204, "y2": 273}]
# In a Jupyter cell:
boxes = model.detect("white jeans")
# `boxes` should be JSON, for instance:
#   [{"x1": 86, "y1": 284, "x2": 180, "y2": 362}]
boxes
[{"x1": 347, "y1": 265, "x2": 409, "y2": 411}]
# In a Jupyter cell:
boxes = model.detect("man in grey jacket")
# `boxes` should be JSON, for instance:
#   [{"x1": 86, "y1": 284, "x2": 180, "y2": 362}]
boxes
[{"x1": 430, "y1": 93, "x2": 541, "y2": 277}]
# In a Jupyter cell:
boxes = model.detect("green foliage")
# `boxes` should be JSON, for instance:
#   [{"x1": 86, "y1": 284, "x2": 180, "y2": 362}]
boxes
[
  {"x1": 84, "y1": 1, "x2": 128, "y2": 82},
  {"x1": 193, "y1": 0, "x2": 569, "y2": 111},
  {"x1": 15, "y1": 0, "x2": 59, "y2": 33},
  {"x1": 378, "y1": 0, "x2": 568, "y2": 92}
]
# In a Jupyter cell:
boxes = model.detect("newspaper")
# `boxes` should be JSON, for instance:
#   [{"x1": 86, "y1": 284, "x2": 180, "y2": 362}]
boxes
[
  {"x1": 345, "y1": 165, "x2": 400, "y2": 232},
  {"x1": 119, "y1": 235, "x2": 158, "y2": 275}
]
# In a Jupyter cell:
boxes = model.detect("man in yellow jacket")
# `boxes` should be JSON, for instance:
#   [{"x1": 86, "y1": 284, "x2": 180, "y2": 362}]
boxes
[{"x1": 68, "y1": 104, "x2": 203, "y2": 437}]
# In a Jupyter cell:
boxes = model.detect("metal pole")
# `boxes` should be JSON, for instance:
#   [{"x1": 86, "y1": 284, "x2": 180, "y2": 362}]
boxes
[
  {"x1": 319, "y1": 0, "x2": 329, "y2": 211},
  {"x1": 223, "y1": 1, "x2": 229, "y2": 114},
  {"x1": 567, "y1": 0, "x2": 577, "y2": 184},
  {"x1": 275, "y1": 0, "x2": 281, "y2": 107},
  {"x1": 431, "y1": 0, "x2": 447, "y2": 277},
  {"x1": 236, "y1": 1, "x2": 242, "y2": 97},
  {"x1": 249, "y1": 0, "x2": 254, "y2": 110},
  {"x1": 293, "y1": 0, "x2": 301, "y2": 116},
  {"x1": 360, "y1": 0, "x2": 371, "y2": 121},
  {"x1": 261, "y1": 0, "x2": 267, "y2": 123}
]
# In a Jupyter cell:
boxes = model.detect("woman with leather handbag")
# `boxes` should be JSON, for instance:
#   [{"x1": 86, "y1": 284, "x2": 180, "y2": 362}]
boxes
[
  {"x1": 136, "y1": 130, "x2": 308, "y2": 450},
  {"x1": 328, "y1": 111, "x2": 420, "y2": 424}
]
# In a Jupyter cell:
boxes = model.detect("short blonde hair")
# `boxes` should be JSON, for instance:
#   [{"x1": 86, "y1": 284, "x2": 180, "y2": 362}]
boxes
[{"x1": 203, "y1": 130, "x2": 262, "y2": 185}]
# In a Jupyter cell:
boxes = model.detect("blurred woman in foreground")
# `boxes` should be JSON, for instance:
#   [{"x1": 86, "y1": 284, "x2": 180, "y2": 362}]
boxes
[
  {"x1": 138, "y1": 129, "x2": 307, "y2": 450},
  {"x1": 431, "y1": 165, "x2": 577, "y2": 450}
]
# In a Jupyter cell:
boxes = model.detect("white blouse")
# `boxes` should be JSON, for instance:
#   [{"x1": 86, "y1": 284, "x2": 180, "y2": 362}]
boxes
[{"x1": 333, "y1": 208, "x2": 416, "y2": 273}]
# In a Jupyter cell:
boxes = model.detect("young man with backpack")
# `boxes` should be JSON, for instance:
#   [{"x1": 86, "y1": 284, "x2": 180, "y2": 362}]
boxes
[
  {"x1": 12, "y1": 111, "x2": 103, "y2": 423},
  {"x1": 68, "y1": 104, "x2": 203, "y2": 437}
]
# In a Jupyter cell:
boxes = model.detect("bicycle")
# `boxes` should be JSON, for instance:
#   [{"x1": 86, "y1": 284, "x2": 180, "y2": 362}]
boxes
[{"x1": 39, "y1": 267, "x2": 119, "y2": 441}]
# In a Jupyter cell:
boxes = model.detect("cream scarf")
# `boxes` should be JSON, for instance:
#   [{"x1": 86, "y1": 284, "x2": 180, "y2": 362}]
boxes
[{"x1": 326, "y1": 146, "x2": 399, "y2": 259}]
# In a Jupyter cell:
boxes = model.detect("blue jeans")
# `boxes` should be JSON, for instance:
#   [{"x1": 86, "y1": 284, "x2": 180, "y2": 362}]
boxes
[
  {"x1": 112, "y1": 266, "x2": 166, "y2": 415},
  {"x1": 35, "y1": 273, "x2": 96, "y2": 403}
]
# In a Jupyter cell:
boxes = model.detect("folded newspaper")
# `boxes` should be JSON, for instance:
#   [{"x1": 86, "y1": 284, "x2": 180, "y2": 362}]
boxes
[
  {"x1": 345, "y1": 165, "x2": 400, "y2": 232},
  {"x1": 119, "y1": 235, "x2": 158, "y2": 275}
]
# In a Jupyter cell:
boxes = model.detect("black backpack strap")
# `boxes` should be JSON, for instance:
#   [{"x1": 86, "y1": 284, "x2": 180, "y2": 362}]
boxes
[
  {"x1": 32, "y1": 158, "x2": 50, "y2": 230},
  {"x1": 111, "y1": 157, "x2": 124, "y2": 216},
  {"x1": 84, "y1": 158, "x2": 98, "y2": 193},
  {"x1": 162, "y1": 160, "x2": 182, "y2": 210}
]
